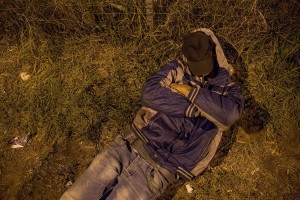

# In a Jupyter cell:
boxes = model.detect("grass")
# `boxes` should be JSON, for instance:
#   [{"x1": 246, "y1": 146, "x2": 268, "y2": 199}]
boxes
[{"x1": 0, "y1": 0, "x2": 299, "y2": 199}]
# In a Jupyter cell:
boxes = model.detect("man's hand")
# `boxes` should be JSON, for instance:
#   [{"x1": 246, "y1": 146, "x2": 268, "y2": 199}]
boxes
[{"x1": 170, "y1": 83, "x2": 192, "y2": 97}]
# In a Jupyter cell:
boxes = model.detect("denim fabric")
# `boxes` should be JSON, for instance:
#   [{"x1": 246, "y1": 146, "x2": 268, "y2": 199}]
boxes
[{"x1": 60, "y1": 134, "x2": 169, "y2": 200}]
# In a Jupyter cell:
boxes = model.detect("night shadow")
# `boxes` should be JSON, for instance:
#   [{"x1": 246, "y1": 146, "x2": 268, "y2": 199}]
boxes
[
  {"x1": 208, "y1": 36, "x2": 271, "y2": 168},
  {"x1": 158, "y1": 36, "x2": 270, "y2": 200}
]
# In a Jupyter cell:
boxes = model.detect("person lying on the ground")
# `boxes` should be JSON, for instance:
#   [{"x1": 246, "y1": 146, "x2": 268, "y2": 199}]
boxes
[{"x1": 60, "y1": 28, "x2": 244, "y2": 200}]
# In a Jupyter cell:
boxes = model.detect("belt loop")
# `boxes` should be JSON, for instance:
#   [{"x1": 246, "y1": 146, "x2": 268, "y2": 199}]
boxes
[{"x1": 121, "y1": 130, "x2": 137, "y2": 144}]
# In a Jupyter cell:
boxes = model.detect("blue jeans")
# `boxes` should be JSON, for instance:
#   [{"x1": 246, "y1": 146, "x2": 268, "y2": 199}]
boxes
[{"x1": 60, "y1": 134, "x2": 170, "y2": 200}]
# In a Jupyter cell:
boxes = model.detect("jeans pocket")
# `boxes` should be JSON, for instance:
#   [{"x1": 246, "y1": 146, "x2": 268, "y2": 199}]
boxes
[{"x1": 147, "y1": 168, "x2": 167, "y2": 195}]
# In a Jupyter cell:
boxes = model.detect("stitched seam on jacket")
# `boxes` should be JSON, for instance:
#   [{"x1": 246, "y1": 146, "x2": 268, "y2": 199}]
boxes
[
  {"x1": 195, "y1": 137, "x2": 213, "y2": 163},
  {"x1": 191, "y1": 132, "x2": 222, "y2": 176},
  {"x1": 131, "y1": 123, "x2": 148, "y2": 143},
  {"x1": 148, "y1": 113, "x2": 162, "y2": 129}
]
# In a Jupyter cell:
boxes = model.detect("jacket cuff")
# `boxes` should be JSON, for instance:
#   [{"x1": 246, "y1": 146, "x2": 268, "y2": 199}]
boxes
[
  {"x1": 185, "y1": 86, "x2": 201, "y2": 117},
  {"x1": 175, "y1": 167, "x2": 195, "y2": 181},
  {"x1": 187, "y1": 86, "x2": 201, "y2": 103},
  {"x1": 185, "y1": 103, "x2": 199, "y2": 117}
]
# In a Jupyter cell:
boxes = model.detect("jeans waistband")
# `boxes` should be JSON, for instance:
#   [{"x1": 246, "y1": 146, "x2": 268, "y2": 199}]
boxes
[{"x1": 122, "y1": 130, "x2": 176, "y2": 184}]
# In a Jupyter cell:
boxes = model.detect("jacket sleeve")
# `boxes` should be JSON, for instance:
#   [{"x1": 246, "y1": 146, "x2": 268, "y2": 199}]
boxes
[
  {"x1": 187, "y1": 80, "x2": 244, "y2": 131},
  {"x1": 141, "y1": 61, "x2": 198, "y2": 117}
]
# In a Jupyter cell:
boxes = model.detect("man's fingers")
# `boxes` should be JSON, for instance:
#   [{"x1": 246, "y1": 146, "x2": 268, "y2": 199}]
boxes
[
  {"x1": 170, "y1": 83, "x2": 178, "y2": 90},
  {"x1": 169, "y1": 83, "x2": 192, "y2": 97},
  {"x1": 170, "y1": 83, "x2": 190, "y2": 90},
  {"x1": 170, "y1": 83, "x2": 177, "y2": 87},
  {"x1": 170, "y1": 83, "x2": 181, "y2": 89}
]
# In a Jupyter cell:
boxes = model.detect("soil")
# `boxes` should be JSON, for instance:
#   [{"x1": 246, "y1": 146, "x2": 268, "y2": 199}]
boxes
[{"x1": 0, "y1": 134, "x2": 97, "y2": 200}]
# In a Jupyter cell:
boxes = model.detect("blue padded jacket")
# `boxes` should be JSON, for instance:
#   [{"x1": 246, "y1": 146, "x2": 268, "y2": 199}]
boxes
[{"x1": 131, "y1": 30, "x2": 244, "y2": 180}]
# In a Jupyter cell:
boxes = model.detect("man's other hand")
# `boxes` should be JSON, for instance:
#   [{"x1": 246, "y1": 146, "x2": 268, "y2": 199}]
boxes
[{"x1": 170, "y1": 83, "x2": 192, "y2": 97}]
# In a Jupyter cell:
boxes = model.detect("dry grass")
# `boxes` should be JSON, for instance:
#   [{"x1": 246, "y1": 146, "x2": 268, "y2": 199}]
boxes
[{"x1": 0, "y1": 0, "x2": 299, "y2": 199}]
